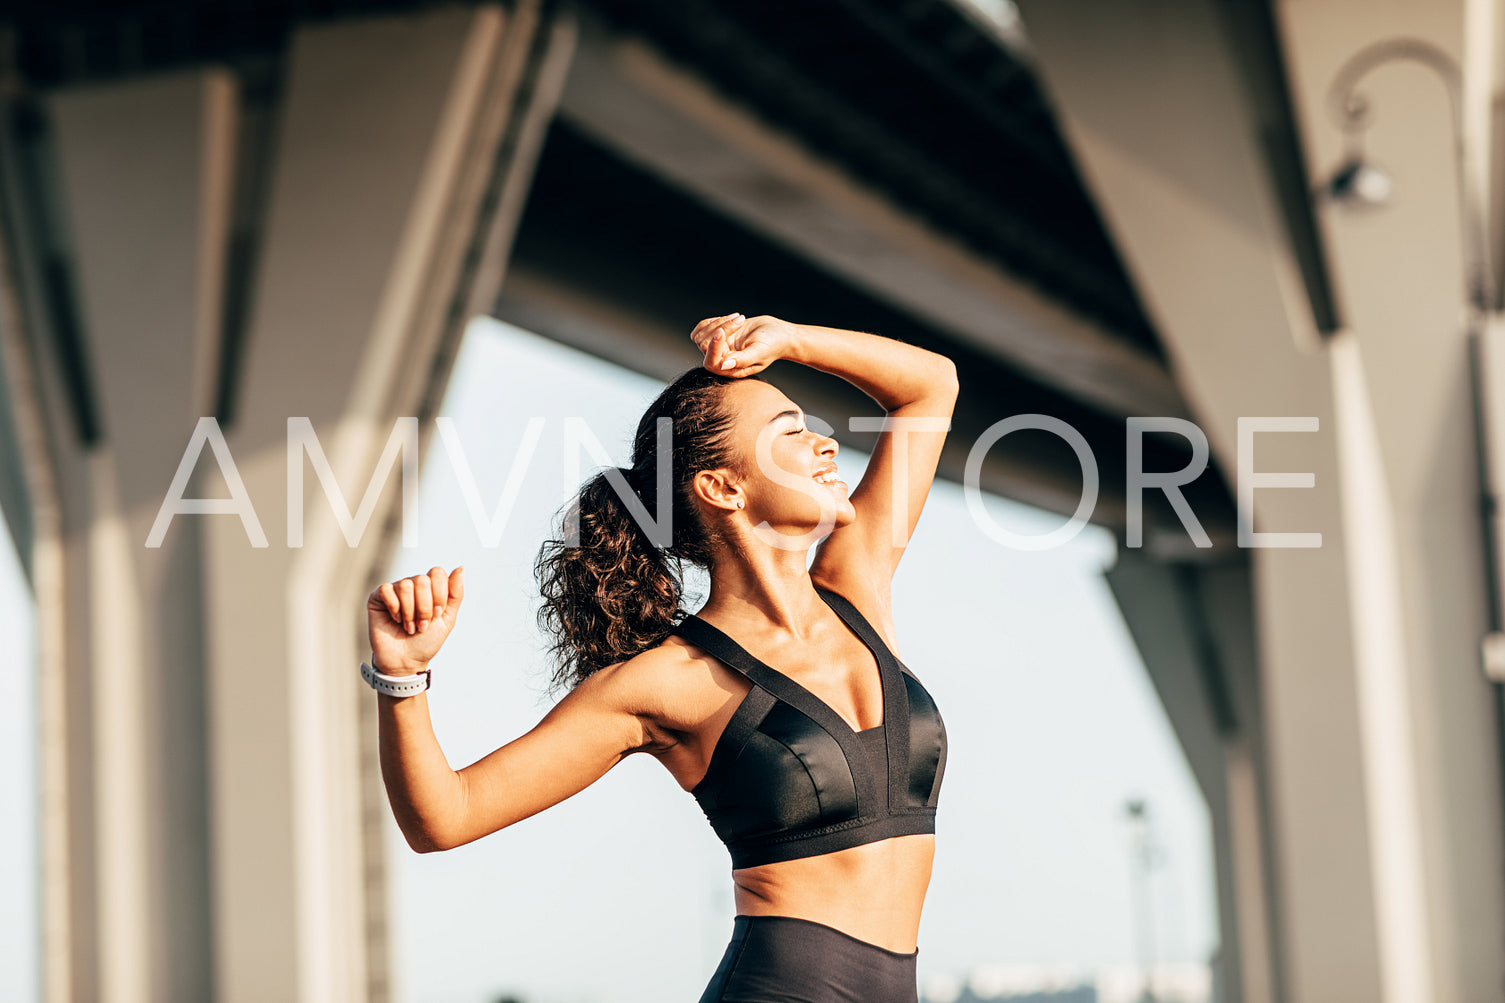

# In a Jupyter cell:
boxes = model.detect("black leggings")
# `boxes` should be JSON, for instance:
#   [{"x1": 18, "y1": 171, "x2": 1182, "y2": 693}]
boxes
[{"x1": 697, "y1": 915, "x2": 920, "y2": 1003}]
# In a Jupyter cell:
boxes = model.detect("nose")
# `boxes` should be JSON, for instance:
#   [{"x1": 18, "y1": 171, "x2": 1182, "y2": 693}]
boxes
[{"x1": 817, "y1": 433, "x2": 838, "y2": 458}]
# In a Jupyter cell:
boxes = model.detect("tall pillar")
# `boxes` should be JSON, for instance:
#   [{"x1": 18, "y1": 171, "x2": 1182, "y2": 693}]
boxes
[
  {"x1": 1017, "y1": 1, "x2": 1505, "y2": 1000},
  {"x1": 1106, "y1": 550, "x2": 1281, "y2": 1003},
  {"x1": 0, "y1": 3, "x2": 575, "y2": 1000},
  {"x1": 1272, "y1": 5, "x2": 1505, "y2": 997}
]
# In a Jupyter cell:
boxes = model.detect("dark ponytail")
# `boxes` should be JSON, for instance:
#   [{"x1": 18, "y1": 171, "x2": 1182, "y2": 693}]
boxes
[{"x1": 534, "y1": 367, "x2": 755, "y2": 694}]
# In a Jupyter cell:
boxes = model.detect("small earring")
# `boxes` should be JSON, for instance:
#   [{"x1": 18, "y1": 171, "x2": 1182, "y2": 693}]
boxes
[{"x1": 736, "y1": 499, "x2": 744, "y2": 509}]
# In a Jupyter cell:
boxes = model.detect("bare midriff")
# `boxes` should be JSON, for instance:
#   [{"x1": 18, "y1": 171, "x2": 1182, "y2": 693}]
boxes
[{"x1": 729, "y1": 832, "x2": 935, "y2": 954}]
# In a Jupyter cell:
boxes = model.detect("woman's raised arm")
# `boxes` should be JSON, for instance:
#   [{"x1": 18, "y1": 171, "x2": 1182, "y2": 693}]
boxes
[{"x1": 694, "y1": 314, "x2": 958, "y2": 589}]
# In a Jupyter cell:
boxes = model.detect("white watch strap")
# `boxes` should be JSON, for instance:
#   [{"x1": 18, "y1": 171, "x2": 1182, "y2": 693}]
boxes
[{"x1": 360, "y1": 660, "x2": 431, "y2": 698}]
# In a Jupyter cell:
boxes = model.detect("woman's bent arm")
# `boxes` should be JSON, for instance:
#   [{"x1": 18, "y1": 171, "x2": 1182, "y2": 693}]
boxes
[
  {"x1": 442, "y1": 659, "x2": 662, "y2": 849},
  {"x1": 370, "y1": 570, "x2": 663, "y2": 853},
  {"x1": 786, "y1": 321, "x2": 957, "y2": 586},
  {"x1": 378, "y1": 689, "x2": 468, "y2": 853},
  {"x1": 380, "y1": 656, "x2": 660, "y2": 852},
  {"x1": 692, "y1": 314, "x2": 958, "y2": 590},
  {"x1": 369, "y1": 567, "x2": 471, "y2": 853},
  {"x1": 785, "y1": 322, "x2": 958, "y2": 412}
]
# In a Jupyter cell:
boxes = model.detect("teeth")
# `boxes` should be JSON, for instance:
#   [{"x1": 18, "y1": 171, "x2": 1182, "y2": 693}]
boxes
[{"x1": 814, "y1": 471, "x2": 839, "y2": 484}]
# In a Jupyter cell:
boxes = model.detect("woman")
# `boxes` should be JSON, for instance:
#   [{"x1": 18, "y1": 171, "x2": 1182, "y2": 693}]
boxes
[{"x1": 365, "y1": 313, "x2": 959, "y2": 1002}]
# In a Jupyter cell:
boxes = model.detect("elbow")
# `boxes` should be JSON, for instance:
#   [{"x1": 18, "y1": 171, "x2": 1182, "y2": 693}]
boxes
[
  {"x1": 400, "y1": 771, "x2": 472, "y2": 853},
  {"x1": 406, "y1": 825, "x2": 439, "y2": 849},
  {"x1": 401, "y1": 819, "x2": 460, "y2": 854},
  {"x1": 404, "y1": 828, "x2": 446, "y2": 854},
  {"x1": 406, "y1": 825, "x2": 457, "y2": 849},
  {"x1": 919, "y1": 355, "x2": 958, "y2": 409},
  {"x1": 935, "y1": 355, "x2": 959, "y2": 394},
  {"x1": 892, "y1": 358, "x2": 959, "y2": 416}
]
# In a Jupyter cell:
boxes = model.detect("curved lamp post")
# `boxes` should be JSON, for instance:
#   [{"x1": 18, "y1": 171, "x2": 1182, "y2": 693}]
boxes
[
  {"x1": 1320, "y1": 38, "x2": 1493, "y2": 317},
  {"x1": 1318, "y1": 37, "x2": 1505, "y2": 781}
]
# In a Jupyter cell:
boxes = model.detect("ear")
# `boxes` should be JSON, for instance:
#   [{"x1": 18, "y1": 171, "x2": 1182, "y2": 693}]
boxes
[{"x1": 692, "y1": 468, "x2": 744, "y2": 512}]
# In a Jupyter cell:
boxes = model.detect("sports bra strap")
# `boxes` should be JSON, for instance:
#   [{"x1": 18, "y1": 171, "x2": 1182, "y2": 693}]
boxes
[
  {"x1": 672, "y1": 613, "x2": 867, "y2": 743},
  {"x1": 813, "y1": 586, "x2": 914, "y2": 812},
  {"x1": 813, "y1": 586, "x2": 898, "y2": 663},
  {"x1": 671, "y1": 615, "x2": 794, "y2": 699}
]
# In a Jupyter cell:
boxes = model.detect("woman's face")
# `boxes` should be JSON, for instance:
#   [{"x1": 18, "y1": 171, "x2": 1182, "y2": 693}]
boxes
[{"x1": 712, "y1": 379, "x2": 856, "y2": 544}]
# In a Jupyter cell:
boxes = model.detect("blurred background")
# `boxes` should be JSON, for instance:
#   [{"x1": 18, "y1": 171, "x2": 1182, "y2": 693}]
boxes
[{"x1": 0, "y1": 1, "x2": 1502, "y2": 1002}]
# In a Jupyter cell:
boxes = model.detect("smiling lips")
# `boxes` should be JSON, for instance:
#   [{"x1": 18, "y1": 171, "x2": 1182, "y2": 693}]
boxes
[{"x1": 813, "y1": 464, "x2": 845, "y2": 488}]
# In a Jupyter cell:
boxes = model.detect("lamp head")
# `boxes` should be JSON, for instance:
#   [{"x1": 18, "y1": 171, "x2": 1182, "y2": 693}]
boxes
[{"x1": 1321, "y1": 155, "x2": 1394, "y2": 207}]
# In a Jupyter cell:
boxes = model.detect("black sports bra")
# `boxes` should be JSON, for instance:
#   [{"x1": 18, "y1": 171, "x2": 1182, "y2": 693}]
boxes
[{"x1": 671, "y1": 585, "x2": 947, "y2": 869}]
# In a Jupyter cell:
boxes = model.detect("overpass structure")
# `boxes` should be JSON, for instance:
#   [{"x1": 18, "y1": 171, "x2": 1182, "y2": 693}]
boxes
[{"x1": 0, "y1": 1, "x2": 1500, "y2": 1001}]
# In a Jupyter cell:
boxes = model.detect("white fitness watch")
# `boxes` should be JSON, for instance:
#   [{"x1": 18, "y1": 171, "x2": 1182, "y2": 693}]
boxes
[{"x1": 360, "y1": 658, "x2": 431, "y2": 698}]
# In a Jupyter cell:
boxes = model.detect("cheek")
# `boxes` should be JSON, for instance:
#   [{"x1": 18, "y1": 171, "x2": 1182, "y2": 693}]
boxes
[
  {"x1": 745, "y1": 438, "x2": 802, "y2": 487},
  {"x1": 766, "y1": 472, "x2": 846, "y2": 516},
  {"x1": 758, "y1": 477, "x2": 817, "y2": 509}
]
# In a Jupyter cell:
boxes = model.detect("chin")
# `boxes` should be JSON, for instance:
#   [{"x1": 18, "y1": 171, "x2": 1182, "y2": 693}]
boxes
[
  {"x1": 821, "y1": 502, "x2": 857, "y2": 531},
  {"x1": 764, "y1": 488, "x2": 857, "y2": 535},
  {"x1": 773, "y1": 506, "x2": 855, "y2": 541}
]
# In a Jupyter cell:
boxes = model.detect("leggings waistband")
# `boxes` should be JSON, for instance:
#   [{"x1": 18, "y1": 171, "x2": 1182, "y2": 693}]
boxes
[
  {"x1": 736, "y1": 915, "x2": 919, "y2": 959},
  {"x1": 698, "y1": 914, "x2": 920, "y2": 1003}
]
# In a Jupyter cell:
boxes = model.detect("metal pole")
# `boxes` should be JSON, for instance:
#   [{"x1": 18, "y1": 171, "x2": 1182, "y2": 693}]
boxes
[{"x1": 1126, "y1": 799, "x2": 1159, "y2": 1003}]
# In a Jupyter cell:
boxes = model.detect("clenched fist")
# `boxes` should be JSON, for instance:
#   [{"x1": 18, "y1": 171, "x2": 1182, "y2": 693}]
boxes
[
  {"x1": 367, "y1": 566, "x2": 465, "y2": 676},
  {"x1": 691, "y1": 313, "x2": 798, "y2": 378}
]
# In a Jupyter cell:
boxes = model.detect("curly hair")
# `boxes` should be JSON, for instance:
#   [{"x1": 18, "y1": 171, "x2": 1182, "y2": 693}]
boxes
[{"x1": 534, "y1": 366, "x2": 757, "y2": 694}]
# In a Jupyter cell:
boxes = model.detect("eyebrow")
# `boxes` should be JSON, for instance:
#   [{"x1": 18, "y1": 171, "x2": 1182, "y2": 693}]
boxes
[{"x1": 765, "y1": 409, "x2": 803, "y2": 427}]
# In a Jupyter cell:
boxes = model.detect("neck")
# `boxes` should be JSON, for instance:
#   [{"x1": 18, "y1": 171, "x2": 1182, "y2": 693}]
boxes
[{"x1": 701, "y1": 544, "x2": 824, "y2": 639}]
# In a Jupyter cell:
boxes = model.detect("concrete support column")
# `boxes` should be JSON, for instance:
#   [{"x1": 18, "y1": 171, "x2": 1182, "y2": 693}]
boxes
[
  {"x1": 1018, "y1": 1, "x2": 1505, "y2": 1000},
  {"x1": 41, "y1": 69, "x2": 237, "y2": 1003},
  {"x1": 1274, "y1": 6, "x2": 1505, "y2": 996},
  {"x1": 1106, "y1": 552, "x2": 1280, "y2": 1003},
  {"x1": 0, "y1": 3, "x2": 575, "y2": 1001}
]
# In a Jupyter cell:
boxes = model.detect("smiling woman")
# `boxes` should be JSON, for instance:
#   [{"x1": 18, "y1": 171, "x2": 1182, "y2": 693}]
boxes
[{"x1": 365, "y1": 313, "x2": 958, "y2": 1002}]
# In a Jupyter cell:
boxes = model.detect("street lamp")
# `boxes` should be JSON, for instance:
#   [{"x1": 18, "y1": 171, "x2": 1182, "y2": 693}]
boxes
[
  {"x1": 1319, "y1": 38, "x2": 1492, "y2": 313},
  {"x1": 1320, "y1": 155, "x2": 1394, "y2": 208},
  {"x1": 1318, "y1": 38, "x2": 1505, "y2": 795},
  {"x1": 1124, "y1": 799, "x2": 1160, "y2": 1003}
]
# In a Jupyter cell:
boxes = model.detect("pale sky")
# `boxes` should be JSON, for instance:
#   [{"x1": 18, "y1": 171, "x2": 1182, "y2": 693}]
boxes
[
  {"x1": 0, "y1": 315, "x2": 1215, "y2": 1003},
  {"x1": 0, "y1": 488, "x2": 38, "y2": 1002}
]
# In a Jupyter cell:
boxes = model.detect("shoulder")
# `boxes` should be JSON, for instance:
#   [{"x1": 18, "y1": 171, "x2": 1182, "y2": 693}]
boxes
[
  {"x1": 575, "y1": 636, "x2": 690, "y2": 713},
  {"x1": 580, "y1": 629, "x2": 740, "y2": 743}
]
